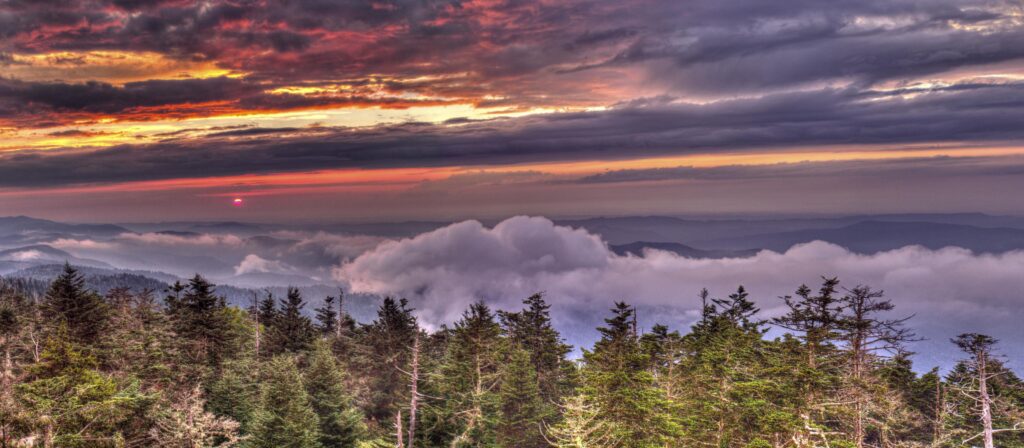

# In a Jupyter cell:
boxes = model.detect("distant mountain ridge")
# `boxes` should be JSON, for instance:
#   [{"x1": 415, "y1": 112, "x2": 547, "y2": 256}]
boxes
[
  {"x1": 5, "y1": 263, "x2": 382, "y2": 323},
  {"x1": 610, "y1": 242, "x2": 761, "y2": 259},
  {"x1": 700, "y1": 220, "x2": 1024, "y2": 253}
]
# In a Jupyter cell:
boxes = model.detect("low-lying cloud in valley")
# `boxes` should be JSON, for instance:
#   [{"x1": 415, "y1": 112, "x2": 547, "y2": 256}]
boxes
[
  {"x1": 339, "y1": 216, "x2": 1024, "y2": 370},
  {"x1": 5, "y1": 214, "x2": 1024, "y2": 370}
]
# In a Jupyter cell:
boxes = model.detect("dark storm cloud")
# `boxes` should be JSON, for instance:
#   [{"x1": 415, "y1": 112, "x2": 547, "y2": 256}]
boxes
[
  {"x1": 4, "y1": 80, "x2": 1024, "y2": 187},
  {"x1": 0, "y1": 77, "x2": 256, "y2": 114},
  {"x1": 0, "y1": 76, "x2": 455, "y2": 125},
  {"x1": 576, "y1": 156, "x2": 1024, "y2": 184},
  {"x1": 3, "y1": 0, "x2": 1024, "y2": 107}
]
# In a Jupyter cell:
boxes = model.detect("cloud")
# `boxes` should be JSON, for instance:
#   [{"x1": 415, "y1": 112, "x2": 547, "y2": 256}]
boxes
[
  {"x1": 5, "y1": 81, "x2": 1024, "y2": 188},
  {"x1": 234, "y1": 254, "x2": 291, "y2": 275},
  {"x1": 7, "y1": 249, "x2": 45, "y2": 261},
  {"x1": 575, "y1": 155, "x2": 1024, "y2": 184},
  {"x1": 116, "y1": 232, "x2": 244, "y2": 246},
  {"x1": 3, "y1": 0, "x2": 1023, "y2": 118},
  {"x1": 338, "y1": 216, "x2": 1024, "y2": 370}
]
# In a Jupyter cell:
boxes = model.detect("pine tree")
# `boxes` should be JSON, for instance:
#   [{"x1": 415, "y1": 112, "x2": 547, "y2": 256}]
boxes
[
  {"x1": 17, "y1": 325, "x2": 151, "y2": 447},
  {"x1": 946, "y1": 334, "x2": 1024, "y2": 448},
  {"x1": 98, "y1": 288, "x2": 179, "y2": 386},
  {"x1": 580, "y1": 302, "x2": 680, "y2": 447},
  {"x1": 247, "y1": 355, "x2": 321, "y2": 448},
  {"x1": 773, "y1": 278, "x2": 845, "y2": 445},
  {"x1": 358, "y1": 297, "x2": 418, "y2": 426},
  {"x1": 267, "y1": 287, "x2": 316, "y2": 354},
  {"x1": 497, "y1": 346, "x2": 548, "y2": 448},
  {"x1": 166, "y1": 275, "x2": 231, "y2": 366},
  {"x1": 207, "y1": 356, "x2": 262, "y2": 433},
  {"x1": 545, "y1": 394, "x2": 620, "y2": 448},
  {"x1": 42, "y1": 263, "x2": 109, "y2": 345},
  {"x1": 315, "y1": 295, "x2": 339, "y2": 337},
  {"x1": 836, "y1": 285, "x2": 916, "y2": 447},
  {"x1": 438, "y1": 302, "x2": 505, "y2": 447},
  {"x1": 499, "y1": 293, "x2": 574, "y2": 406},
  {"x1": 305, "y1": 340, "x2": 365, "y2": 447},
  {"x1": 678, "y1": 287, "x2": 799, "y2": 447}
]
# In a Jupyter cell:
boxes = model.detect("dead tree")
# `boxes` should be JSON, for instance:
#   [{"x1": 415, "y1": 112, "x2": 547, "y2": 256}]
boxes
[
  {"x1": 951, "y1": 333, "x2": 1009, "y2": 448},
  {"x1": 407, "y1": 333, "x2": 420, "y2": 448},
  {"x1": 838, "y1": 286, "x2": 916, "y2": 448}
]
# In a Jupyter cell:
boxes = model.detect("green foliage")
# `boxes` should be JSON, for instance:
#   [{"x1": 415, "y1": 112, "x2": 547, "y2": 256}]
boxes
[
  {"x1": 499, "y1": 293, "x2": 575, "y2": 408},
  {"x1": 17, "y1": 326, "x2": 152, "y2": 447},
  {"x1": 580, "y1": 302, "x2": 681, "y2": 447},
  {"x1": 497, "y1": 346, "x2": 548, "y2": 448},
  {"x1": 435, "y1": 302, "x2": 505, "y2": 447},
  {"x1": 7, "y1": 272, "x2": 1024, "y2": 448},
  {"x1": 356, "y1": 297, "x2": 417, "y2": 426},
  {"x1": 166, "y1": 275, "x2": 234, "y2": 367},
  {"x1": 247, "y1": 355, "x2": 321, "y2": 448},
  {"x1": 265, "y1": 287, "x2": 317, "y2": 355},
  {"x1": 207, "y1": 356, "x2": 262, "y2": 433},
  {"x1": 42, "y1": 263, "x2": 109, "y2": 344},
  {"x1": 305, "y1": 340, "x2": 366, "y2": 447}
]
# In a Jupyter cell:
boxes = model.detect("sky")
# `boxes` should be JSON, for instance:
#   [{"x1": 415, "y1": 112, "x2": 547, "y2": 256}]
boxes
[{"x1": 2, "y1": 0, "x2": 1024, "y2": 222}]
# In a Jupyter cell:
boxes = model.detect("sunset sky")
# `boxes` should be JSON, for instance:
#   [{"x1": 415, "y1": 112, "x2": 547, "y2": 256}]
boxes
[{"x1": 3, "y1": 0, "x2": 1024, "y2": 222}]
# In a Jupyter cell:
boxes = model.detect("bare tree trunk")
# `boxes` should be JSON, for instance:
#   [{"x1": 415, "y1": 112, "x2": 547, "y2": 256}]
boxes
[
  {"x1": 407, "y1": 333, "x2": 420, "y2": 448},
  {"x1": 933, "y1": 381, "x2": 943, "y2": 446},
  {"x1": 852, "y1": 334, "x2": 865, "y2": 448},
  {"x1": 979, "y1": 353, "x2": 994, "y2": 448},
  {"x1": 336, "y1": 289, "x2": 344, "y2": 340},
  {"x1": 1, "y1": 338, "x2": 11, "y2": 394},
  {"x1": 43, "y1": 421, "x2": 54, "y2": 448},
  {"x1": 395, "y1": 409, "x2": 405, "y2": 448},
  {"x1": 252, "y1": 292, "x2": 260, "y2": 360}
]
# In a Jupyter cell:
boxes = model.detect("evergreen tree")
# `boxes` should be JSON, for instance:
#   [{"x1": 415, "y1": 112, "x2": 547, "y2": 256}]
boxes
[
  {"x1": 42, "y1": 263, "x2": 109, "y2": 344},
  {"x1": 358, "y1": 297, "x2": 418, "y2": 426},
  {"x1": 267, "y1": 287, "x2": 316, "y2": 354},
  {"x1": 545, "y1": 394, "x2": 620, "y2": 448},
  {"x1": 499, "y1": 293, "x2": 575, "y2": 406},
  {"x1": 247, "y1": 355, "x2": 321, "y2": 448},
  {"x1": 17, "y1": 326, "x2": 151, "y2": 447},
  {"x1": 98, "y1": 288, "x2": 179, "y2": 386},
  {"x1": 305, "y1": 340, "x2": 365, "y2": 447},
  {"x1": 166, "y1": 275, "x2": 232, "y2": 366},
  {"x1": 580, "y1": 302, "x2": 680, "y2": 447},
  {"x1": 773, "y1": 278, "x2": 846, "y2": 445},
  {"x1": 315, "y1": 295, "x2": 339, "y2": 337},
  {"x1": 207, "y1": 356, "x2": 262, "y2": 433},
  {"x1": 678, "y1": 287, "x2": 799, "y2": 447},
  {"x1": 945, "y1": 334, "x2": 1024, "y2": 448},
  {"x1": 497, "y1": 347, "x2": 548, "y2": 448},
  {"x1": 836, "y1": 285, "x2": 916, "y2": 447},
  {"x1": 437, "y1": 302, "x2": 505, "y2": 447}
]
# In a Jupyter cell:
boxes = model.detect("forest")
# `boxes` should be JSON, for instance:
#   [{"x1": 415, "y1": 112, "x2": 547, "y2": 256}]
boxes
[{"x1": 0, "y1": 264, "x2": 1022, "y2": 448}]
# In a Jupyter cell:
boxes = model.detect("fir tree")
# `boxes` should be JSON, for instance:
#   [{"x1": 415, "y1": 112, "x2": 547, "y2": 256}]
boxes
[
  {"x1": 358, "y1": 297, "x2": 418, "y2": 425},
  {"x1": 247, "y1": 355, "x2": 321, "y2": 448},
  {"x1": 499, "y1": 293, "x2": 575, "y2": 406},
  {"x1": 305, "y1": 340, "x2": 365, "y2": 447},
  {"x1": 497, "y1": 347, "x2": 548, "y2": 448},
  {"x1": 42, "y1": 263, "x2": 109, "y2": 344},
  {"x1": 166, "y1": 275, "x2": 231, "y2": 366},
  {"x1": 315, "y1": 295, "x2": 338, "y2": 337},
  {"x1": 268, "y1": 287, "x2": 316, "y2": 354},
  {"x1": 438, "y1": 302, "x2": 505, "y2": 446},
  {"x1": 17, "y1": 325, "x2": 151, "y2": 447},
  {"x1": 207, "y1": 356, "x2": 262, "y2": 433},
  {"x1": 580, "y1": 302, "x2": 680, "y2": 447},
  {"x1": 773, "y1": 278, "x2": 846, "y2": 445}
]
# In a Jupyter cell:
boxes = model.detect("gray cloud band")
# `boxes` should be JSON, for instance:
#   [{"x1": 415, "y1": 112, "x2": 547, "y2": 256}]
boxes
[{"x1": 4, "y1": 82, "x2": 1024, "y2": 187}]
